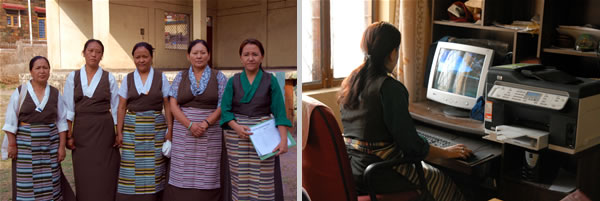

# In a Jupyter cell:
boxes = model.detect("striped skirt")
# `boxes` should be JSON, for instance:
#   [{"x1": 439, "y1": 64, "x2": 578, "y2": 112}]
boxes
[
  {"x1": 13, "y1": 123, "x2": 63, "y2": 201},
  {"x1": 118, "y1": 111, "x2": 167, "y2": 196},
  {"x1": 395, "y1": 162, "x2": 465, "y2": 201},
  {"x1": 224, "y1": 114, "x2": 277, "y2": 201},
  {"x1": 168, "y1": 107, "x2": 222, "y2": 190}
]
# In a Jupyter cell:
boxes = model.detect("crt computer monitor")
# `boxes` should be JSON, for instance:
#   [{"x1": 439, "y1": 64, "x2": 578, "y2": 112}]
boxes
[{"x1": 426, "y1": 41, "x2": 494, "y2": 117}]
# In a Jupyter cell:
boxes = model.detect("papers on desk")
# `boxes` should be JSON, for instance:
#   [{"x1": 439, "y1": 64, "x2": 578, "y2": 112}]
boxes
[{"x1": 249, "y1": 119, "x2": 297, "y2": 160}]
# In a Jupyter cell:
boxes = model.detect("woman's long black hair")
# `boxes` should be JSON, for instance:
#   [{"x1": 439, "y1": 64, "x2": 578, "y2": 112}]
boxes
[{"x1": 339, "y1": 22, "x2": 401, "y2": 109}]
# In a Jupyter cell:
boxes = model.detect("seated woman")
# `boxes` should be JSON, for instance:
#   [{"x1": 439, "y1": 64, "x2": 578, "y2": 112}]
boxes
[{"x1": 338, "y1": 22, "x2": 472, "y2": 201}]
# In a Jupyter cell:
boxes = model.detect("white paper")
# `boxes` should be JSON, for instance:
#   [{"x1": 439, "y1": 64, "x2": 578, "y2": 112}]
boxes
[
  {"x1": 249, "y1": 119, "x2": 289, "y2": 156},
  {"x1": 495, "y1": 125, "x2": 547, "y2": 140},
  {"x1": 549, "y1": 168, "x2": 576, "y2": 193}
]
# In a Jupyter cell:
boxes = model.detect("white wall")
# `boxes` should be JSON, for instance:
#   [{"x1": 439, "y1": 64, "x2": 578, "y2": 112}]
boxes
[
  {"x1": 57, "y1": 0, "x2": 93, "y2": 69},
  {"x1": 50, "y1": 0, "x2": 296, "y2": 70},
  {"x1": 267, "y1": 5, "x2": 296, "y2": 67},
  {"x1": 107, "y1": 3, "x2": 148, "y2": 69},
  {"x1": 214, "y1": 0, "x2": 296, "y2": 68},
  {"x1": 109, "y1": 1, "x2": 193, "y2": 69}
]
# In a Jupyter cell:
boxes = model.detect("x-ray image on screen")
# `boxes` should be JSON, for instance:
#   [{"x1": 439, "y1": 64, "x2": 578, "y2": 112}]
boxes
[{"x1": 432, "y1": 48, "x2": 485, "y2": 98}]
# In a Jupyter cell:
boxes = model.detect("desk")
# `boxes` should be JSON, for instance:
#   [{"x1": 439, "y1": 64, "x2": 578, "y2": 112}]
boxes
[
  {"x1": 415, "y1": 123, "x2": 501, "y2": 176},
  {"x1": 409, "y1": 100, "x2": 501, "y2": 173},
  {"x1": 499, "y1": 143, "x2": 600, "y2": 201},
  {"x1": 409, "y1": 100, "x2": 501, "y2": 171},
  {"x1": 410, "y1": 101, "x2": 600, "y2": 201},
  {"x1": 409, "y1": 100, "x2": 484, "y2": 135},
  {"x1": 409, "y1": 100, "x2": 502, "y2": 200}
]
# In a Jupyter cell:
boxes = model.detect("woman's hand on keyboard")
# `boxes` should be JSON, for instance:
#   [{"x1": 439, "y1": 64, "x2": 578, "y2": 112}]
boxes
[{"x1": 444, "y1": 144, "x2": 473, "y2": 159}]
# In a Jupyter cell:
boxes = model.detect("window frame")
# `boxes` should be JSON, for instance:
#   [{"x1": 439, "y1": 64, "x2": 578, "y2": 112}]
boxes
[
  {"x1": 38, "y1": 17, "x2": 46, "y2": 39},
  {"x1": 7, "y1": 14, "x2": 18, "y2": 27},
  {"x1": 303, "y1": 0, "x2": 374, "y2": 90},
  {"x1": 164, "y1": 11, "x2": 191, "y2": 50}
]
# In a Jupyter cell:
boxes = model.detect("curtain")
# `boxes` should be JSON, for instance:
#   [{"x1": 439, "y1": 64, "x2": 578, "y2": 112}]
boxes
[{"x1": 396, "y1": 0, "x2": 432, "y2": 102}]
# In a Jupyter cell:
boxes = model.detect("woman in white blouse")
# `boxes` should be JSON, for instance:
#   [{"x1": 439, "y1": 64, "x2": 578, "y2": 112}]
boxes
[
  {"x1": 113, "y1": 42, "x2": 173, "y2": 201},
  {"x1": 2, "y1": 56, "x2": 75, "y2": 201},
  {"x1": 62, "y1": 39, "x2": 121, "y2": 201}
]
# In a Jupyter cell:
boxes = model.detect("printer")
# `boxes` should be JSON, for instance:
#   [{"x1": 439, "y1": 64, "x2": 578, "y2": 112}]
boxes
[{"x1": 484, "y1": 64, "x2": 600, "y2": 154}]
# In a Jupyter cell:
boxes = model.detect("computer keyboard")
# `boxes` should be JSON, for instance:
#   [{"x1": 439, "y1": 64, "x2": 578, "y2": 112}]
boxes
[{"x1": 417, "y1": 130, "x2": 456, "y2": 148}]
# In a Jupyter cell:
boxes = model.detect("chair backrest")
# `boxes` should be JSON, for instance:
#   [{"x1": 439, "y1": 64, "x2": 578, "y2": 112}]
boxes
[{"x1": 303, "y1": 104, "x2": 357, "y2": 201}]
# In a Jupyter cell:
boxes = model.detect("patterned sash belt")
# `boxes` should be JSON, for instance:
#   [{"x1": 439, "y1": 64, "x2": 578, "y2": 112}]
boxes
[
  {"x1": 126, "y1": 110, "x2": 162, "y2": 115},
  {"x1": 343, "y1": 136, "x2": 402, "y2": 160}
]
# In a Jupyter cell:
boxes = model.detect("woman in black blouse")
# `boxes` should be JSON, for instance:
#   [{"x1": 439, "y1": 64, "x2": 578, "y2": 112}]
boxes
[{"x1": 338, "y1": 22, "x2": 471, "y2": 201}]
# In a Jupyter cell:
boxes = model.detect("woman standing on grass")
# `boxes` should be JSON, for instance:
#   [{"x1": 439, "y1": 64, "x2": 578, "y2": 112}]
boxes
[
  {"x1": 114, "y1": 42, "x2": 173, "y2": 201},
  {"x1": 3, "y1": 56, "x2": 76, "y2": 201},
  {"x1": 63, "y1": 39, "x2": 121, "y2": 201}
]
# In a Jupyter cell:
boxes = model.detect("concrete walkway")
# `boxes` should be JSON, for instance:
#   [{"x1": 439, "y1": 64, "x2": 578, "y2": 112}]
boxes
[{"x1": 281, "y1": 130, "x2": 298, "y2": 201}]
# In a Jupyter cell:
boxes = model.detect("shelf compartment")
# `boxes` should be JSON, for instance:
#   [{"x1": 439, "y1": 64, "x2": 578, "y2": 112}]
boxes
[
  {"x1": 543, "y1": 48, "x2": 600, "y2": 58},
  {"x1": 434, "y1": 20, "x2": 539, "y2": 34}
]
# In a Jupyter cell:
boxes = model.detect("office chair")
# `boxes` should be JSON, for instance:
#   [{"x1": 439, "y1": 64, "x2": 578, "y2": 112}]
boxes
[{"x1": 302, "y1": 97, "x2": 432, "y2": 201}]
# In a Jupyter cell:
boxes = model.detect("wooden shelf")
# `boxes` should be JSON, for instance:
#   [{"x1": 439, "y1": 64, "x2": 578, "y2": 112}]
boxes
[
  {"x1": 500, "y1": 173, "x2": 570, "y2": 200},
  {"x1": 543, "y1": 48, "x2": 600, "y2": 58},
  {"x1": 434, "y1": 20, "x2": 538, "y2": 34},
  {"x1": 409, "y1": 100, "x2": 485, "y2": 136}
]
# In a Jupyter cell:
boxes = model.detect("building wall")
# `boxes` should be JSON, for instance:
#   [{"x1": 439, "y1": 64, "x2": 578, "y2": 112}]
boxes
[
  {"x1": 0, "y1": 42, "x2": 47, "y2": 83},
  {"x1": 52, "y1": 0, "x2": 194, "y2": 70},
  {"x1": 49, "y1": 0, "x2": 296, "y2": 70},
  {"x1": 0, "y1": 0, "x2": 46, "y2": 43},
  {"x1": 55, "y1": 0, "x2": 92, "y2": 69},
  {"x1": 214, "y1": 0, "x2": 296, "y2": 68},
  {"x1": 304, "y1": 87, "x2": 343, "y2": 132},
  {"x1": 108, "y1": 1, "x2": 194, "y2": 69}
]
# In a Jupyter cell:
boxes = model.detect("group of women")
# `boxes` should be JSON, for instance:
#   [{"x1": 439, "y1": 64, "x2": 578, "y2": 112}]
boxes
[{"x1": 3, "y1": 38, "x2": 291, "y2": 201}]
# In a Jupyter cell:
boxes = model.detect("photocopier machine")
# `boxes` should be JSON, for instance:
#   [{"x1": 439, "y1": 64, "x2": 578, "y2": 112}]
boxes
[{"x1": 483, "y1": 63, "x2": 600, "y2": 155}]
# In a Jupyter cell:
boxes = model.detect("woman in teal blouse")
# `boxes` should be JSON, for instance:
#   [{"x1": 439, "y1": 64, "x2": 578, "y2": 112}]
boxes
[{"x1": 220, "y1": 38, "x2": 291, "y2": 201}]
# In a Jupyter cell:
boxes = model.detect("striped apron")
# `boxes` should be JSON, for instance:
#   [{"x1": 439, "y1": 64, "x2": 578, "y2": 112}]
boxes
[
  {"x1": 14, "y1": 123, "x2": 63, "y2": 201},
  {"x1": 223, "y1": 114, "x2": 276, "y2": 201},
  {"x1": 345, "y1": 137, "x2": 465, "y2": 201},
  {"x1": 168, "y1": 107, "x2": 222, "y2": 190},
  {"x1": 118, "y1": 111, "x2": 167, "y2": 195}
]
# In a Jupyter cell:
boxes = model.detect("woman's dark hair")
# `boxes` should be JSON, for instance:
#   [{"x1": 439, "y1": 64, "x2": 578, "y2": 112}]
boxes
[
  {"x1": 338, "y1": 22, "x2": 401, "y2": 109},
  {"x1": 187, "y1": 39, "x2": 210, "y2": 54},
  {"x1": 29, "y1": 56, "x2": 50, "y2": 71},
  {"x1": 82, "y1": 39, "x2": 104, "y2": 53},
  {"x1": 132, "y1": 42, "x2": 154, "y2": 57},
  {"x1": 238, "y1": 38, "x2": 264, "y2": 56}
]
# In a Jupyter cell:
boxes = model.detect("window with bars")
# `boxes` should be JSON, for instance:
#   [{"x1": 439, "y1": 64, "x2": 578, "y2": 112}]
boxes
[
  {"x1": 39, "y1": 18, "x2": 46, "y2": 39},
  {"x1": 164, "y1": 12, "x2": 190, "y2": 50}
]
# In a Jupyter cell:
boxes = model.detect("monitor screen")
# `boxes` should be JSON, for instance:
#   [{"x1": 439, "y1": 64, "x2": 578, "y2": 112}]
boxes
[
  {"x1": 432, "y1": 47, "x2": 486, "y2": 98},
  {"x1": 427, "y1": 42, "x2": 494, "y2": 110}
]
